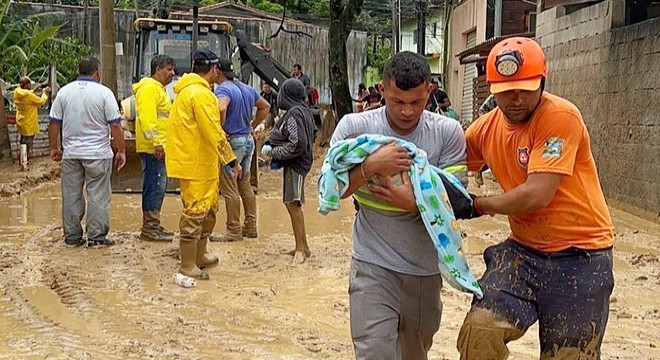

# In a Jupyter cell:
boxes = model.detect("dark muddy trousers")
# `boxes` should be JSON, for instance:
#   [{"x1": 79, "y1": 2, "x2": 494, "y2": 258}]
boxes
[
  {"x1": 349, "y1": 259, "x2": 442, "y2": 360},
  {"x1": 61, "y1": 158, "x2": 112, "y2": 242},
  {"x1": 458, "y1": 239, "x2": 614, "y2": 360}
]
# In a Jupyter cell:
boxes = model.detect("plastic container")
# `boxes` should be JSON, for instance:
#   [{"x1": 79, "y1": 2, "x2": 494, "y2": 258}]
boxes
[{"x1": 172, "y1": 273, "x2": 196, "y2": 288}]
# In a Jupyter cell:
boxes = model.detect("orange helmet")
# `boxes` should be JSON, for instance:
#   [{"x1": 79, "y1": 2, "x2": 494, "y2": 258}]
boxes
[{"x1": 486, "y1": 37, "x2": 547, "y2": 94}]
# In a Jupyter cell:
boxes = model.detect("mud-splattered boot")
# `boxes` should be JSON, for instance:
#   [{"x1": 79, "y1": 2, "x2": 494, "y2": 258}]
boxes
[
  {"x1": 197, "y1": 211, "x2": 219, "y2": 269},
  {"x1": 209, "y1": 195, "x2": 243, "y2": 242},
  {"x1": 178, "y1": 213, "x2": 209, "y2": 280},
  {"x1": 140, "y1": 211, "x2": 173, "y2": 242},
  {"x1": 238, "y1": 173, "x2": 258, "y2": 238}
]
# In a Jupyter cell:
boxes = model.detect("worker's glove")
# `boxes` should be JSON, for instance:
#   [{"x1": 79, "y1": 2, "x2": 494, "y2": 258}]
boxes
[
  {"x1": 261, "y1": 144, "x2": 272, "y2": 156},
  {"x1": 467, "y1": 194, "x2": 485, "y2": 219},
  {"x1": 438, "y1": 173, "x2": 481, "y2": 220}
]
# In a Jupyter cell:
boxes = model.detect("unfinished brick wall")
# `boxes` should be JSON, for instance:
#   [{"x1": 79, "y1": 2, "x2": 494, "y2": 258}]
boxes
[{"x1": 537, "y1": 3, "x2": 660, "y2": 218}]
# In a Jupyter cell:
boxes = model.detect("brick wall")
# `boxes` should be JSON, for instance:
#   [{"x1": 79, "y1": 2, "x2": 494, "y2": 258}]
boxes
[
  {"x1": 7, "y1": 115, "x2": 51, "y2": 161},
  {"x1": 537, "y1": 2, "x2": 660, "y2": 219}
]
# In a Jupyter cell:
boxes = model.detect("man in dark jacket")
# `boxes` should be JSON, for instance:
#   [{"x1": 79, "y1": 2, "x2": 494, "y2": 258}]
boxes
[{"x1": 261, "y1": 78, "x2": 316, "y2": 264}]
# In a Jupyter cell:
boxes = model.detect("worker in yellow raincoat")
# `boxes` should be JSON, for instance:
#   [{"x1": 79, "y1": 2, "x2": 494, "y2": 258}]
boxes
[
  {"x1": 134, "y1": 55, "x2": 176, "y2": 242},
  {"x1": 166, "y1": 49, "x2": 239, "y2": 280},
  {"x1": 13, "y1": 76, "x2": 51, "y2": 158}
]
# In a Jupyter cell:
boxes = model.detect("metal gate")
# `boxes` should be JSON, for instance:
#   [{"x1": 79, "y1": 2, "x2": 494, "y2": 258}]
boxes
[{"x1": 460, "y1": 31, "x2": 477, "y2": 127}]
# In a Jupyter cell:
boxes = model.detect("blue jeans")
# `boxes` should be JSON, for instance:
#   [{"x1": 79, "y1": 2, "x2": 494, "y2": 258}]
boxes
[
  {"x1": 223, "y1": 135, "x2": 255, "y2": 177},
  {"x1": 139, "y1": 153, "x2": 167, "y2": 212}
]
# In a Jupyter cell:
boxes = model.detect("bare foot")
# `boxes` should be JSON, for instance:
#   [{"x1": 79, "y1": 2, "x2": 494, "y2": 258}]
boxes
[
  {"x1": 292, "y1": 250, "x2": 307, "y2": 264},
  {"x1": 286, "y1": 248, "x2": 311, "y2": 258}
]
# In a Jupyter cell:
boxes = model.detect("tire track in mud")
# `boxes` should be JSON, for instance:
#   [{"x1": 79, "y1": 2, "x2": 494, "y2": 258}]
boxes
[{"x1": 0, "y1": 227, "x2": 108, "y2": 358}]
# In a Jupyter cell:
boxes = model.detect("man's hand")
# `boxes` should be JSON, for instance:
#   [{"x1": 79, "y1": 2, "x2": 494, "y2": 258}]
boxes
[
  {"x1": 43, "y1": 86, "x2": 52, "y2": 94},
  {"x1": 50, "y1": 148, "x2": 62, "y2": 162},
  {"x1": 154, "y1": 145, "x2": 165, "y2": 160},
  {"x1": 115, "y1": 152, "x2": 126, "y2": 171},
  {"x1": 261, "y1": 144, "x2": 272, "y2": 157},
  {"x1": 368, "y1": 171, "x2": 418, "y2": 213},
  {"x1": 363, "y1": 142, "x2": 413, "y2": 178},
  {"x1": 232, "y1": 164, "x2": 242, "y2": 181}
]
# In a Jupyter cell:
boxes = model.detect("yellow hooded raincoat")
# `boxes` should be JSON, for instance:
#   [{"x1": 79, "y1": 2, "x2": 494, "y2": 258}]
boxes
[
  {"x1": 166, "y1": 73, "x2": 235, "y2": 181},
  {"x1": 13, "y1": 88, "x2": 48, "y2": 136},
  {"x1": 133, "y1": 77, "x2": 172, "y2": 153}
]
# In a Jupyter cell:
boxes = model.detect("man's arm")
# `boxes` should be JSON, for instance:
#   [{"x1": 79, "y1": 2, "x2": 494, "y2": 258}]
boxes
[
  {"x1": 437, "y1": 90, "x2": 451, "y2": 108},
  {"x1": 477, "y1": 173, "x2": 562, "y2": 215},
  {"x1": 48, "y1": 121, "x2": 62, "y2": 161},
  {"x1": 218, "y1": 96, "x2": 230, "y2": 126},
  {"x1": 28, "y1": 90, "x2": 49, "y2": 106},
  {"x1": 110, "y1": 123, "x2": 126, "y2": 170},
  {"x1": 341, "y1": 143, "x2": 413, "y2": 199},
  {"x1": 251, "y1": 96, "x2": 270, "y2": 129},
  {"x1": 197, "y1": 93, "x2": 236, "y2": 166}
]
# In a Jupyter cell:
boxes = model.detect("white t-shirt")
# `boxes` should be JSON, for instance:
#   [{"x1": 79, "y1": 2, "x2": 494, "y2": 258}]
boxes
[{"x1": 49, "y1": 78, "x2": 121, "y2": 159}]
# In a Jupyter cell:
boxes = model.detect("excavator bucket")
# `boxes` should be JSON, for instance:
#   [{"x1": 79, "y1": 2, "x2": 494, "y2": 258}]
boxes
[{"x1": 111, "y1": 97, "x2": 179, "y2": 193}]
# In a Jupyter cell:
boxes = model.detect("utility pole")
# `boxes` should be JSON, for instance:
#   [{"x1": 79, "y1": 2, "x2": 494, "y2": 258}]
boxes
[
  {"x1": 416, "y1": 0, "x2": 427, "y2": 55},
  {"x1": 192, "y1": 5, "x2": 199, "y2": 63},
  {"x1": 495, "y1": 0, "x2": 502, "y2": 37},
  {"x1": 391, "y1": 0, "x2": 400, "y2": 55},
  {"x1": 99, "y1": 0, "x2": 117, "y2": 96}
]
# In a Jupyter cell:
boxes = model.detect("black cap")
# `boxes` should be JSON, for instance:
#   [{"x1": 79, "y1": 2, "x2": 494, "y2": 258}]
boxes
[
  {"x1": 192, "y1": 48, "x2": 219, "y2": 65},
  {"x1": 216, "y1": 58, "x2": 236, "y2": 80}
]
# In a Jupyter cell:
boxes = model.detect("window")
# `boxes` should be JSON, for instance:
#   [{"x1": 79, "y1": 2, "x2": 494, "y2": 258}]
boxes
[{"x1": 525, "y1": 11, "x2": 537, "y2": 32}]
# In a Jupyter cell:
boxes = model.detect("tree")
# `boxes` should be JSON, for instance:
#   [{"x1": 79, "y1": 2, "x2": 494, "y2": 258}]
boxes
[{"x1": 329, "y1": 0, "x2": 365, "y2": 120}]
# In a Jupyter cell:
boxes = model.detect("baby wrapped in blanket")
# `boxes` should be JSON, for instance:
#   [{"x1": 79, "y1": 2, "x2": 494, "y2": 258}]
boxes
[{"x1": 318, "y1": 134, "x2": 483, "y2": 298}]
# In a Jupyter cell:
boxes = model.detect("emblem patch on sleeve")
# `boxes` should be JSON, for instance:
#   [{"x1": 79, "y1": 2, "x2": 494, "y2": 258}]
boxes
[
  {"x1": 542, "y1": 137, "x2": 564, "y2": 158},
  {"x1": 517, "y1": 147, "x2": 530, "y2": 168}
]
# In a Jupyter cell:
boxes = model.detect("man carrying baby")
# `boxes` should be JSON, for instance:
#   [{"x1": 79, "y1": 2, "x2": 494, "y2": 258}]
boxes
[{"x1": 330, "y1": 51, "x2": 468, "y2": 360}]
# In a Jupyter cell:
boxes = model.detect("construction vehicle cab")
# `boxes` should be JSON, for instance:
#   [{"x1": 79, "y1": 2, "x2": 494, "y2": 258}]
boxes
[{"x1": 112, "y1": 18, "x2": 232, "y2": 193}]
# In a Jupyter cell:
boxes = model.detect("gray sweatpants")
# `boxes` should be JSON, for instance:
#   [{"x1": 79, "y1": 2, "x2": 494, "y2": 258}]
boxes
[
  {"x1": 61, "y1": 158, "x2": 112, "y2": 242},
  {"x1": 349, "y1": 258, "x2": 443, "y2": 360}
]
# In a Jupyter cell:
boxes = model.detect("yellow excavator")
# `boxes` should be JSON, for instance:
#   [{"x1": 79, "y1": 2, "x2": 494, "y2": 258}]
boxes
[
  {"x1": 113, "y1": 16, "x2": 320, "y2": 193},
  {"x1": 113, "y1": 17, "x2": 233, "y2": 193}
]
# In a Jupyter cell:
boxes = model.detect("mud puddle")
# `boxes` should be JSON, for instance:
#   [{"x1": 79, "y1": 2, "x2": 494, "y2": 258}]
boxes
[{"x1": 0, "y1": 169, "x2": 658, "y2": 359}]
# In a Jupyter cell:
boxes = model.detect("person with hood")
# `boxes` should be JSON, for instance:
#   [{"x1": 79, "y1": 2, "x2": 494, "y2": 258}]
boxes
[
  {"x1": 261, "y1": 78, "x2": 316, "y2": 264},
  {"x1": 14, "y1": 76, "x2": 51, "y2": 159},
  {"x1": 133, "y1": 54, "x2": 176, "y2": 242},
  {"x1": 166, "y1": 49, "x2": 239, "y2": 280}
]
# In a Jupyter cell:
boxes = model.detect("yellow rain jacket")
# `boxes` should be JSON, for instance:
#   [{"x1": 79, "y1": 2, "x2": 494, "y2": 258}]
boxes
[
  {"x1": 166, "y1": 73, "x2": 235, "y2": 181},
  {"x1": 133, "y1": 77, "x2": 171, "y2": 153},
  {"x1": 13, "y1": 88, "x2": 48, "y2": 136}
]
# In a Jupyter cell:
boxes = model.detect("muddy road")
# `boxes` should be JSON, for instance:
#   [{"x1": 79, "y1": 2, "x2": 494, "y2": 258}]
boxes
[{"x1": 0, "y1": 161, "x2": 658, "y2": 359}]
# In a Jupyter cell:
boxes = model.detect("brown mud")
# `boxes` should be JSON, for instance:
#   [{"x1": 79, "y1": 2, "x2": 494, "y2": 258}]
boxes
[{"x1": 0, "y1": 160, "x2": 658, "y2": 359}]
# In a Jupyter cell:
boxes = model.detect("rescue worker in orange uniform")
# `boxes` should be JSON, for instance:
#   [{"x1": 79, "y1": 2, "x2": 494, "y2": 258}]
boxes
[{"x1": 459, "y1": 37, "x2": 615, "y2": 359}]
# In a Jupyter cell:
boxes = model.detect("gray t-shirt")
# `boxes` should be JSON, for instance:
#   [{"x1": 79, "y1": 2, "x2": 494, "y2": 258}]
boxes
[
  {"x1": 331, "y1": 107, "x2": 467, "y2": 275},
  {"x1": 49, "y1": 78, "x2": 121, "y2": 160}
]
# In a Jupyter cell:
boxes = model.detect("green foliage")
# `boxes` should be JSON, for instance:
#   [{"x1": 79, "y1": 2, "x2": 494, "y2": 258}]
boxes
[
  {"x1": 21, "y1": 37, "x2": 93, "y2": 84},
  {"x1": 366, "y1": 36, "x2": 391, "y2": 73},
  {"x1": 1, "y1": 3, "x2": 87, "y2": 86}
]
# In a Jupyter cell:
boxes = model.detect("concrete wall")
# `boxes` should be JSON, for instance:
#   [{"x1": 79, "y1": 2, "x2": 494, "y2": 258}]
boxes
[
  {"x1": 537, "y1": 1, "x2": 660, "y2": 218},
  {"x1": 9, "y1": 3, "x2": 368, "y2": 104},
  {"x1": 448, "y1": 0, "x2": 488, "y2": 113}
]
